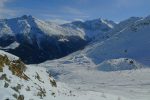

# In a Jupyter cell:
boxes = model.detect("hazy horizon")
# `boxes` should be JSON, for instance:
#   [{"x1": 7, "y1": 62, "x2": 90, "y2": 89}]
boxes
[{"x1": 0, "y1": 0, "x2": 150, "y2": 23}]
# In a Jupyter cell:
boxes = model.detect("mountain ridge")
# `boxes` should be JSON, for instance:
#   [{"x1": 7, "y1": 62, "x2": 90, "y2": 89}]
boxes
[{"x1": 0, "y1": 15, "x2": 115, "y2": 64}]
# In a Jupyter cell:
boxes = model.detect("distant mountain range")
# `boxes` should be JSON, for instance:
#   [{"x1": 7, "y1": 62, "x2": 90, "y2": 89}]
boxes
[
  {"x1": 0, "y1": 15, "x2": 150, "y2": 64},
  {"x1": 85, "y1": 15, "x2": 150, "y2": 66},
  {"x1": 1, "y1": 15, "x2": 150, "y2": 100},
  {"x1": 0, "y1": 15, "x2": 114, "y2": 64}
]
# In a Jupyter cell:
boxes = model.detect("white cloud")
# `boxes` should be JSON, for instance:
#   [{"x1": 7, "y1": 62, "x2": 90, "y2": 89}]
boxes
[
  {"x1": 73, "y1": 18, "x2": 84, "y2": 22},
  {"x1": 0, "y1": 0, "x2": 17, "y2": 18},
  {"x1": 63, "y1": 6, "x2": 84, "y2": 15},
  {"x1": 59, "y1": 6, "x2": 89, "y2": 19},
  {"x1": 48, "y1": 19, "x2": 70, "y2": 24},
  {"x1": 0, "y1": 0, "x2": 9, "y2": 7}
]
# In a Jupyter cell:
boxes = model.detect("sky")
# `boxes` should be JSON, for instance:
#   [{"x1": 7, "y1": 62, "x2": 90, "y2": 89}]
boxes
[{"x1": 0, "y1": 0, "x2": 150, "y2": 23}]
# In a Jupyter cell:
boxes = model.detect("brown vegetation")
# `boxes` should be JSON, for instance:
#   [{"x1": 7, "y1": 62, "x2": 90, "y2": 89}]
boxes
[{"x1": 0, "y1": 54, "x2": 29, "y2": 80}]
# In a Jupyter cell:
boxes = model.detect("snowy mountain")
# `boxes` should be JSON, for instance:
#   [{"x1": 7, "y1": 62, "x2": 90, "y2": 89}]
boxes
[
  {"x1": 1, "y1": 15, "x2": 150, "y2": 100},
  {"x1": 91, "y1": 17, "x2": 142, "y2": 43},
  {"x1": 62, "y1": 18, "x2": 116, "y2": 40},
  {"x1": 0, "y1": 15, "x2": 88, "y2": 64},
  {"x1": 60, "y1": 16, "x2": 150, "y2": 68},
  {"x1": 84, "y1": 15, "x2": 150, "y2": 66},
  {"x1": 0, "y1": 15, "x2": 117, "y2": 64},
  {"x1": 112, "y1": 17, "x2": 142, "y2": 33},
  {"x1": 34, "y1": 15, "x2": 150, "y2": 100}
]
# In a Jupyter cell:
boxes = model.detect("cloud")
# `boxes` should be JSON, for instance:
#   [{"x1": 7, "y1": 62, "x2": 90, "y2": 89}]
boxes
[
  {"x1": 48, "y1": 19, "x2": 70, "y2": 24},
  {"x1": 0, "y1": 0, "x2": 17, "y2": 18},
  {"x1": 73, "y1": 18, "x2": 84, "y2": 22},
  {"x1": 41, "y1": 14, "x2": 63, "y2": 19},
  {"x1": 0, "y1": 0, "x2": 9, "y2": 7},
  {"x1": 59, "y1": 6, "x2": 89, "y2": 19},
  {"x1": 63, "y1": 6, "x2": 84, "y2": 15}
]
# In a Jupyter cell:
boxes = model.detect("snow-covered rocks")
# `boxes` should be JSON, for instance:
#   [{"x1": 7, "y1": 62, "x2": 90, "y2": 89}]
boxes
[
  {"x1": 0, "y1": 50, "x2": 58, "y2": 100},
  {"x1": 0, "y1": 50, "x2": 134, "y2": 100},
  {"x1": 97, "y1": 58, "x2": 144, "y2": 71}
]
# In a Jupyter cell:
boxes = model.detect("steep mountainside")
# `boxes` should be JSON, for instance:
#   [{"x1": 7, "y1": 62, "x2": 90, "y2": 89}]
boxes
[
  {"x1": 37, "y1": 16, "x2": 150, "y2": 100},
  {"x1": 62, "y1": 18, "x2": 116, "y2": 40},
  {"x1": 0, "y1": 15, "x2": 88, "y2": 64},
  {"x1": 1, "y1": 15, "x2": 150, "y2": 100},
  {"x1": 81, "y1": 15, "x2": 150, "y2": 66},
  {"x1": 0, "y1": 15, "x2": 116, "y2": 64}
]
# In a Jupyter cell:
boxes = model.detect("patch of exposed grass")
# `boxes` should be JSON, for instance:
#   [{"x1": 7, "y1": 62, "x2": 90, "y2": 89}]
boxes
[{"x1": 0, "y1": 54, "x2": 29, "y2": 80}]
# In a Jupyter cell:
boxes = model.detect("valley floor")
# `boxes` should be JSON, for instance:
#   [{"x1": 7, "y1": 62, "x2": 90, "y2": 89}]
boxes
[{"x1": 39, "y1": 55, "x2": 150, "y2": 100}]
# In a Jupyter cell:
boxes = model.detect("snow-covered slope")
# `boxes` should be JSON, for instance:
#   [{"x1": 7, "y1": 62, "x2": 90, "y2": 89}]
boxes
[
  {"x1": 0, "y1": 15, "x2": 117, "y2": 64},
  {"x1": 92, "y1": 17, "x2": 142, "y2": 42},
  {"x1": 0, "y1": 15, "x2": 85, "y2": 38},
  {"x1": 62, "y1": 18, "x2": 116, "y2": 40},
  {"x1": 112, "y1": 17, "x2": 142, "y2": 34},
  {"x1": 0, "y1": 50, "x2": 58, "y2": 100},
  {"x1": 0, "y1": 15, "x2": 88, "y2": 64},
  {"x1": 36, "y1": 15, "x2": 150, "y2": 100},
  {"x1": 96, "y1": 58, "x2": 144, "y2": 71},
  {"x1": 82, "y1": 15, "x2": 150, "y2": 66},
  {"x1": 1, "y1": 15, "x2": 150, "y2": 100},
  {"x1": 0, "y1": 50, "x2": 133, "y2": 100},
  {"x1": 39, "y1": 54, "x2": 150, "y2": 100}
]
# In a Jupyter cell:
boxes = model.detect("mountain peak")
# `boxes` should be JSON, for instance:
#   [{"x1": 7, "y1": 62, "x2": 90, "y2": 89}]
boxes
[
  {"x1": 119, "y1": 17, "x2": 142, "y2": 25},
  {"x1": 145, "y1": 15, "x2": 150, "y2": 20},
  {"x1": 21, "y1": 15, "x2": 34, "y2": 19}
]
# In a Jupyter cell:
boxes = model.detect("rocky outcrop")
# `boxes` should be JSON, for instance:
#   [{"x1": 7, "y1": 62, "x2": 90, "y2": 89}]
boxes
[{"x1": 0, "y1": 54, "x2": 29, "y2": 80}]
